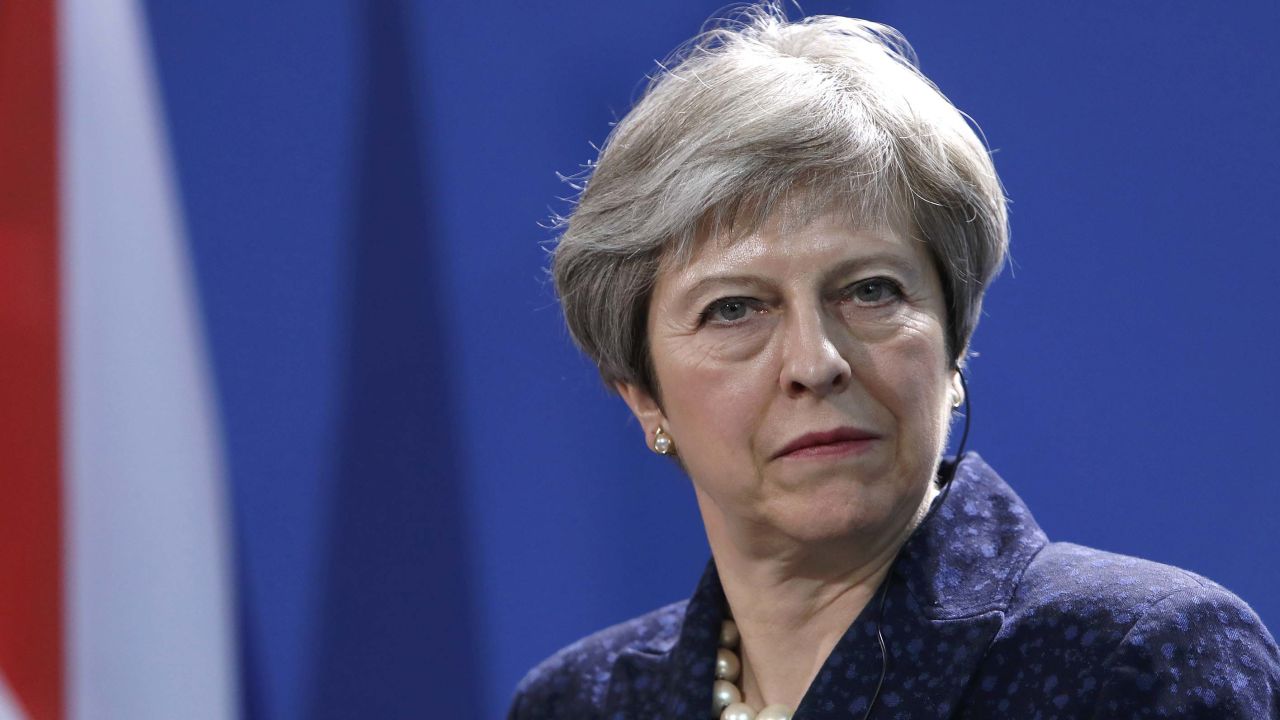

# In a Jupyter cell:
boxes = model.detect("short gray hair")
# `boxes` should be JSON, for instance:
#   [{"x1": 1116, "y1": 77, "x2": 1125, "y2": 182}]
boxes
[{"x1": 552, "y1": 3, "x2": 1009, "y2": 397}]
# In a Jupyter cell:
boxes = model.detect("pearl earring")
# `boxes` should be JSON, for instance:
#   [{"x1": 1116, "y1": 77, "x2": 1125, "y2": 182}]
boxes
[{"x1": 652, "y1": 427, "x2": 674, "y2": 455}]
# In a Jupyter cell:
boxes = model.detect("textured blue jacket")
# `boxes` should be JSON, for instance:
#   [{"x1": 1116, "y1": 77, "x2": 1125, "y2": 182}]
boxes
[{"x1": 508, "y1": 454, "x2": 1280, "y2": 718}]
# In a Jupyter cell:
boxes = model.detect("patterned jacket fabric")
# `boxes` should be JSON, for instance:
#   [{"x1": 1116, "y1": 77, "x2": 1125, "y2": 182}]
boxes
[{"x1": 508, "y1": 454, "x2": 1280, "y2": 718}]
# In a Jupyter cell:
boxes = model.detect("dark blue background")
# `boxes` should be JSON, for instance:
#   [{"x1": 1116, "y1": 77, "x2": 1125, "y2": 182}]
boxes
[{"x1": 141, "y1": 1, "x2": 1280, "y2": 717}]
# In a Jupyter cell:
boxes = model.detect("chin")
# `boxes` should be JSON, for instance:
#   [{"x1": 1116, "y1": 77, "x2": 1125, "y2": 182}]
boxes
[{"x1": 770, "y1": 484, "x2": 911, "y2": 545}]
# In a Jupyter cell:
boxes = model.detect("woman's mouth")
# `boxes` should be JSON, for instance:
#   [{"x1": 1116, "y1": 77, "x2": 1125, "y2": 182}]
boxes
[{"x1": 774, "y1": 427, "x2": 881, "y2": 459}]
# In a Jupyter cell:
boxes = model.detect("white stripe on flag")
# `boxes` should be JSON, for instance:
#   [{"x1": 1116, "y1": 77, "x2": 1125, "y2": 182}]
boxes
[
  {"x1": 60, "y1": 0, "x2": 239, "y2": 718},
  {"x1": 0, "y1": 672, "x2": 28, "y2": 720}
]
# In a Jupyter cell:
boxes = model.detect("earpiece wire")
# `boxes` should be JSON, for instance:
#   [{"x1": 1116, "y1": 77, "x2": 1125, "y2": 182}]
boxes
[{"x1": 861, "y1": 371, "x2": 970, "y2": 719}]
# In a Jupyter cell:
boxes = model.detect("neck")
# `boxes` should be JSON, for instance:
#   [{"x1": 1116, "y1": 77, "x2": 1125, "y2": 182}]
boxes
[{"x1": 697, "y1": 481, "x2": 939, "y2": 710}]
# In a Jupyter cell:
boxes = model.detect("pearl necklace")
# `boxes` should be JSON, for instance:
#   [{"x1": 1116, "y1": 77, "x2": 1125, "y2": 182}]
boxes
[{"x1": 711, "y1": 619, "x2": 795, "y2": 720}]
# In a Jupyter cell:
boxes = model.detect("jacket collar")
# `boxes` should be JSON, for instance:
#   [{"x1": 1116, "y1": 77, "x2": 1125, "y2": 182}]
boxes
[
  {"x1": 895, "y1": 452, "x2": 1048, "y2": 619},
  {"x1": 609, "y1": 453, "x2": 1048, "y2": 718}
]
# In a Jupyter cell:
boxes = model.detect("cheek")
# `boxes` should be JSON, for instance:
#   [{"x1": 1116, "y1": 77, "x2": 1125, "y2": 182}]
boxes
[
  {"x1": 654, "y1": 337, "x2": 777, "y2": 467},
  {"x1": 863, "y1": 314, "x2": 950, "y2": 430}
]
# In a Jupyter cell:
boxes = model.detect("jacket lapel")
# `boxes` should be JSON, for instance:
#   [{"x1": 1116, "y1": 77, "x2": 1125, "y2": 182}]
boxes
[{"x1": 604, "y1": 561, "x2": 725, "y2": 718}]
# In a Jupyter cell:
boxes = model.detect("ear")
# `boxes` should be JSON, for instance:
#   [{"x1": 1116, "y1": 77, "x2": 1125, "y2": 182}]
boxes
[
  {"x1": 614, "y1": 381, "x2": 669, "y2": 444},
  {"x1": 949, "y1": 370, "x2": 965, "y2": 408}
]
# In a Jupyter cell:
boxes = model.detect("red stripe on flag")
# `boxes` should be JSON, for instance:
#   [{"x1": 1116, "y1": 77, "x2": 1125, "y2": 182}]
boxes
[{"x1": 0, "y1": 0, "x2": 64, "y2": 718}]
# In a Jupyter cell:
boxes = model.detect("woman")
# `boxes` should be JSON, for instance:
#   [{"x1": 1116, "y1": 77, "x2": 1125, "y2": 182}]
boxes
[{"x1": 509, "y1": 6, "x2": 1280, "y2": 718}]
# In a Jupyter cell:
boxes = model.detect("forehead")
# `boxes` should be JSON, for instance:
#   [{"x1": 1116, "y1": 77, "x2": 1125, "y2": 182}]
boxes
[{"x1": 665, "y1": 204, "x2": 924, "y2": 282}]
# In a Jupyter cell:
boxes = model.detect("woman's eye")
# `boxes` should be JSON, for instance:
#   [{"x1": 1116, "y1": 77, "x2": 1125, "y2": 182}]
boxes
[
  {"x1": 701, "y1": 298, "x2": 756, "y2": 325},
  {"x1": 846, "y1": 278, "x2": 902, "y2": 305}
]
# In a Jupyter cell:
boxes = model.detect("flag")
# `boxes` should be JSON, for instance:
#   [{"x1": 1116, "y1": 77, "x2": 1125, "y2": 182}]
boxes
[{"x1": 0, "y1": 0, "x2": 239, "y2": 717}]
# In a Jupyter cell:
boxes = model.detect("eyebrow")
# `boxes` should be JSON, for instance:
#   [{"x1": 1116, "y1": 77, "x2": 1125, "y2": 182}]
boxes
[{"x1": 677, "y1": 252, "x2": 923, "y2": 306}]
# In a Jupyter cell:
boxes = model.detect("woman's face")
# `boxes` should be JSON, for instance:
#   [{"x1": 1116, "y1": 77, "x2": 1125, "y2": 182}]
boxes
[{"x1": 619, "y1": 208, "x2": 956, "y2": 548}]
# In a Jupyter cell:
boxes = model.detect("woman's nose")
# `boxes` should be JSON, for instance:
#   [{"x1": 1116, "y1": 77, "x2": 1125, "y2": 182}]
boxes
[{"x1": 779, "y1": 308, "x2": 852, "y2": 398}]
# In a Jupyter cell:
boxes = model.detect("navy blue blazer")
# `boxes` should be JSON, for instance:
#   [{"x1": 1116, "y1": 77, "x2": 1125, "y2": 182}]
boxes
[{"x1": 509, "y1": 454, "x2": 1280, "y2": 718}]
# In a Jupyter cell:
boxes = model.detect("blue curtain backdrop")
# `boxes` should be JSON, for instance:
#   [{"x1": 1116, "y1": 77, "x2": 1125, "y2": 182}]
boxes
[{"x1": 140, "y1": 1, "x2": 1279, "y2": 718}]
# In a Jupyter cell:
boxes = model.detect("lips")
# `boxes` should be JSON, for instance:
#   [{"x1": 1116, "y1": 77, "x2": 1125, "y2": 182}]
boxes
[{"x1": 774, "y1": 427, "x2": 881, "y2": 459}]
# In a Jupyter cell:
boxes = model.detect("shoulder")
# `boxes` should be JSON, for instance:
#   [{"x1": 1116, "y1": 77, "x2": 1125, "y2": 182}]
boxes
[
  {"x1": 1015, "y1": 541, "x2": 1230, "y2": 621},
  {"x1": 506, "y1": 600, "x2": 688, "y2": 720},
  {"x1": 990, "y1": 541, "x2": 1280, "y2": 716}
]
